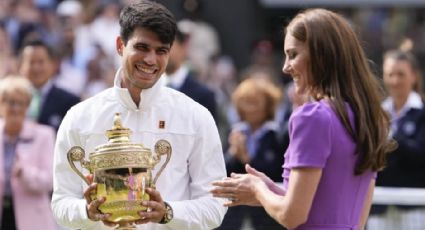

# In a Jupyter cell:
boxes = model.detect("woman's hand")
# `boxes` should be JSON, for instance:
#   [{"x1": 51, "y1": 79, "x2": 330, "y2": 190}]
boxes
[
  {"x1": 244, "y1": 164, "x2": 285, "y2": 195},
  {"x1": 211, "y1": 171, "x2": 268, "y2": 207},
  {"x1": 244, "y1": 164, "x2": 274, "y2": 188}
]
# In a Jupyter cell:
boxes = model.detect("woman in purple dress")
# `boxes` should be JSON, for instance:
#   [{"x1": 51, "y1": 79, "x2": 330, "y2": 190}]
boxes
[{"x1": 211, "y1": 8, "x2": 395, "y2": 230}]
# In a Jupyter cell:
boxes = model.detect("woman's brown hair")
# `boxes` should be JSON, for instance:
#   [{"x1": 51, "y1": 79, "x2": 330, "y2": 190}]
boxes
[{"x1": 286, "y1": 9, "x2": 395, "y2": 175}]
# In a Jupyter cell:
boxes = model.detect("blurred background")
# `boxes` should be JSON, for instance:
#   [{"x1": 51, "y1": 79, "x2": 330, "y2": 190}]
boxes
[{"x1": 1, "y1": 0, "x2": 425, "y2": 96}]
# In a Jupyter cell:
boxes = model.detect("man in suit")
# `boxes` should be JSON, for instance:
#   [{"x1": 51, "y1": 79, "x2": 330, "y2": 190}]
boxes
[
  {"x1": 164, "y1": 26, "x2": 217, "y2": 120},
  {"x1": 19, "y1": 40, "x2": 80, "y2": 131}
]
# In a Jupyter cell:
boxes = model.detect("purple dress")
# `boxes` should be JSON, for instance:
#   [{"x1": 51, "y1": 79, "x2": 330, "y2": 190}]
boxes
[{"x1": 282, "y1": 100, "x2": 375, "y2": 230}]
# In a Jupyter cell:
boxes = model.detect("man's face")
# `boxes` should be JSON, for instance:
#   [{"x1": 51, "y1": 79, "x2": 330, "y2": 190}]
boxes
[
  {"x1": 117, "y1": 27, "x2": 171, "y2": 92},
  {"x1": 19, "y1": 46, "x2": 55, "y2": 89}
]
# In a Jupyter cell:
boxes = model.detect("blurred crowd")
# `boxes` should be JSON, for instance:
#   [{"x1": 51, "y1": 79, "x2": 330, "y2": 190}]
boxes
[{"x1": 0, "y1": 0, "x2": 424, "y2": 230}]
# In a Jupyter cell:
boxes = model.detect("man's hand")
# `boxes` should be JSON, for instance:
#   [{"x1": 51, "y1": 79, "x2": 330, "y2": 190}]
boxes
[
  {"x1": 134, "y1": 188, "x2": 167, "y2": 225},
  {"x1": 83, "y1": 175, "x2": 116, "y2": 227}
]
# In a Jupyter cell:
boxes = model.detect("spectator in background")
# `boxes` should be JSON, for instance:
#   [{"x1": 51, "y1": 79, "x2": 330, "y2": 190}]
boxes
[
  {"x1": 52, "y1": 0, "x2": 87, "y2": 97},
  {"x1": 239, "y1": 67, "x2": 293, "y2": 149},
  {"x1": 88, "y1": 0, "x2": 121, "y2": 67},
  {"x1": 250, "y1": 40, "x2": 276, "y2": 70},
  {"x1": 0, "y1": 22, "x2": 18, "y2": 78},
  {"x1": 177, "y1": 19, "x2": 220, "y2": 82},
  {"x1": 219, "y1": 77, "x2": 284, "y2": 230},
  {"x1": 207, "y1": 55, "x2": 238, "y2": 147},
  {"x1": 164, "y1": 24, "x2": 217, "y2": 120},
  {"x1": 18, "y1": 40, "x2": 80, "y2": 131},
  {"x1": 54, "y1": 19, "x2": 87, "y2": 96},
  {"x1": 5, "y1": 0, "x2": 41, "y2": 53},
  {"x1": 368, "y1": 49, "x2": 425, "y2": 229},
  {"x1": 81, "y1": 44, "x2": 115, "y2": 99},
  {"x1": 0, "y1": 76, "x2": 56, "y2": 230},
  {"x1": 247, "y1": 39, "x2": 283, "y2": 85},
  {"x1": 4, "y1": 0, "x2": 61, "y2": 54}
]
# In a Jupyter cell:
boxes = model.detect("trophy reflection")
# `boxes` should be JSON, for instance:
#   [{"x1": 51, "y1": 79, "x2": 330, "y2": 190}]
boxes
[{"x1": 67, "y1": 113, "x2": 172, "y2": 229}]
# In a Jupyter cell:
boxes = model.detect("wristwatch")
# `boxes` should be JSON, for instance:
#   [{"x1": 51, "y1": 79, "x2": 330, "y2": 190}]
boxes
[{"x1": 159, "y1": 201, "x2": 173, "y2": 224}]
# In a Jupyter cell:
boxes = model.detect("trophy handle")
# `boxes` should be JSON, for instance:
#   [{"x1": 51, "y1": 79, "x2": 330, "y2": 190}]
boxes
[
  {"x1": 152, "y1": 140, "x2": 172, "y2": 186},
  {"x1": 67, "y1": 146, "x2": 91, "y2": 185}
]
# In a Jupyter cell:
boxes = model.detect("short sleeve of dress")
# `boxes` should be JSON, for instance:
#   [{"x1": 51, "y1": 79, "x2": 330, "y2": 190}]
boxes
[{"x1": 285, "y1": 102, "x2": 333, "y2": 169}]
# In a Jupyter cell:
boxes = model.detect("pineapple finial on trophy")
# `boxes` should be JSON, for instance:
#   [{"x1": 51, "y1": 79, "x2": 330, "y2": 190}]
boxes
[{"x1": 106, "y1": 113, "x2": 131, "y2": 143}]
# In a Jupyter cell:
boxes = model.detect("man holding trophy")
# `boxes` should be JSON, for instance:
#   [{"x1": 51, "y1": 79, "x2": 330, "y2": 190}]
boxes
[{"x1": 51, "y1": 1, "x2": 227, "y2": 229}]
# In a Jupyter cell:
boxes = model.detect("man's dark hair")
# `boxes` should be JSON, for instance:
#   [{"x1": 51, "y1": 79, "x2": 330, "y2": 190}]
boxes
[
  {"x1": 119, "y1": 1, "x2": 177, "y2": 46},
  {"x1": 19, "y1": 39, "x2": 55, "y2": 60}
]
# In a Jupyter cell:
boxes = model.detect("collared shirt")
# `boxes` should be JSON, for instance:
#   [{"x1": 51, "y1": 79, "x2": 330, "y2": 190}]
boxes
[
  {"x1": 28, "y1": 80, "x2": 54, "y2": 119},
  {"x1": 51, "y1": 67, "x2": 227, "y2": 230},
  {"x1": 382, "y1": 91, "x2": 423, "y2": 136},
  {"x1": 37, "y1": 79, "x2": 54, "y2": 105},
  {"x1": 163, "y1": 65, "x2": 189, "y2": 90}
]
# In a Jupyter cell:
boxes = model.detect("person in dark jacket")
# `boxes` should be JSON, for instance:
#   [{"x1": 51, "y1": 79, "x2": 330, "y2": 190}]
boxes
[
  {"x1": 219, "y1": 77, "x2": 285, "y2": 230},
  {"x1": 18, "y1": 40, "x2": 80, "y2": 131},
  {"x1": 369, "y1": 49, "x2": 425, "y2": 229},
  {"x1": 163, "y1": 25, "x2": 217, "y2": 121}
]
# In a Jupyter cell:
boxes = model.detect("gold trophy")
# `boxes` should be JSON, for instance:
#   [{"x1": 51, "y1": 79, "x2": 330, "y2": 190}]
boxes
[{"x1": 67, "y1": 113, "x2": 172, "y2": 229}]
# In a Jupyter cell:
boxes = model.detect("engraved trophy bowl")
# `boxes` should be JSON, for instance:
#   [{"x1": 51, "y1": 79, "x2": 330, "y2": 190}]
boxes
[{"x1": 67, "y1": 113, "x2": 172, "y2": 229}]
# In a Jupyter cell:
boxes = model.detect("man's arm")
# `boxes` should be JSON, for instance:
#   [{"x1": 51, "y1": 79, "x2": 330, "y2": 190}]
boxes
[
  {"x1": 51, "y1": 108, "x2": 100, "y2": 229},
  {"x1": 166, "y1": 107, "x2": 227, "y2": 230}
]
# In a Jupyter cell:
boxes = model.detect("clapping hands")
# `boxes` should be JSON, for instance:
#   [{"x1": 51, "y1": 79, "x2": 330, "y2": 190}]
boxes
[{"x1": 210, "y1": 164, "x2": 270, "y2": 207}]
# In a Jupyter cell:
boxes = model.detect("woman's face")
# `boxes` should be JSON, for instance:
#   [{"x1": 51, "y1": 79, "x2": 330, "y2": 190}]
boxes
[
  {"x1": 282, "y1": 33, "x2": 310, "y2": 95},
  {"x1": 239, "y1": 93, "x2": 268, "y2": 128},
  {"x1": 0, "y1": 91, "x2": 30, "y2": 126},
  {"x1": 383, "y1": 58, "x2": 416, "y2": 99}
]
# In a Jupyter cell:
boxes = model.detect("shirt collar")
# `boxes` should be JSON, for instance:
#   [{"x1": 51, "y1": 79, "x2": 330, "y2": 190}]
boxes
[
  {"x1": 232, "y1": 120, "x2": 279, "y2": 135},
  {"x1": 36, "y1": 80, "x2": 53, "y2": 98},
  {"x1": 113, "y1": 67, "x2": 163, "y2": 110},
  {"x1": 163, "y1": 65, "x2": 189, "y2": 89},
  {"x1": 382, "y1": 91, "x2": 423, "y2": 118},
  {"x1": 233, "y1": 120, "x2": 279, "y2": 158}
]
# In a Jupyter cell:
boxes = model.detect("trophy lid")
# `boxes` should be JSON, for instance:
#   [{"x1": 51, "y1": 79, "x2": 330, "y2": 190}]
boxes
[
  {"x1": 106, "y1": 113, "x2": 132, "y2": 143},
  {"x1": 90, "y1": 113, "x2": 156, "y2": 170}
]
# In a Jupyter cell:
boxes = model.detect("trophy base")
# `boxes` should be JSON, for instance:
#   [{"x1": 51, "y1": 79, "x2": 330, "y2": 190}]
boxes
[
  {"x1": 116, "y1": 221, "x2": 136, "y2": 230},
  {"x1": 100, "y1": 200, "x2": 148, "y2": 223}
]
